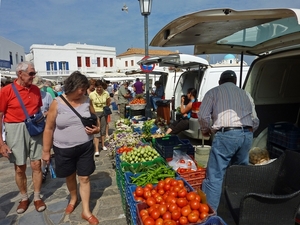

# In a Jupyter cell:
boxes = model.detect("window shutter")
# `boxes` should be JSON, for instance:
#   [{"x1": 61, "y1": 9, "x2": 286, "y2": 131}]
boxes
[
  {"x1": 66, "y1": 62, "x2": 69, "y2": 70},
  {"x1": 59, "y1": 62, "x2": 62, "y2": 70},
  {"x1": 46, "y1": 62, "x2": 50, "y2": 71},
  {"x1": 54, "y1": 62, "x2": 57, "y2": 70}
]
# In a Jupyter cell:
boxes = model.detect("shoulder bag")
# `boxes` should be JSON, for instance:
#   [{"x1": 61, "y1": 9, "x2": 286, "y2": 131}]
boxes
[
  {"x1": 60, "y1": 95, "x2": 97, "y2": 128},
  {"x1": 95, "y1": 93, "x2": 112, "y2": 116},
  {"x1": 11, "y1": 83, "x2": 45, "y2": 136}
]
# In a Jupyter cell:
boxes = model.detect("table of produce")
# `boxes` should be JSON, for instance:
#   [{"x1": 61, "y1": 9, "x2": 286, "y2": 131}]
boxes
[{"x1": 106, "y1": 117, "x2": 228, "y2": 225}]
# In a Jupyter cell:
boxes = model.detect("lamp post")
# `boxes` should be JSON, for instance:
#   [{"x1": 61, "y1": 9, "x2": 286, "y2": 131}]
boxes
[{"x1": 138, "y1": 0, "x2": 152, "y2": 118}]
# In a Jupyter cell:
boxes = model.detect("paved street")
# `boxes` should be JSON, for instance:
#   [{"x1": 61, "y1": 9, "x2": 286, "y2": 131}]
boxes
[{"x1": 0, "y1": 108, "x2": 235, "y2": 225}]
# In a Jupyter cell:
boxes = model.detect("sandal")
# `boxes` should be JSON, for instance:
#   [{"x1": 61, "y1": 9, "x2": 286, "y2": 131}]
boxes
[
  {"x1": 65, "y1": 203, "x2": 76, "y2": 215},
  {"x1": 16, "y1": 199, "x2": 30, "y2": 214},
  {"x1": 82, "y1": 213, "x2": 99, "y2": 225},
  {"x1": 34, "y1": 199, "x2": 46, "y2": 212}
]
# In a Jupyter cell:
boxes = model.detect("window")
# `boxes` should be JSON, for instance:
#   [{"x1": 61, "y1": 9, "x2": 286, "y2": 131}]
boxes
[
  {"x1": 110, "y1": 58, "x2": 113, "y2": 67},
  {"x1": 125, "y1": 61, "x2": 128, "y2": 67},
  {"x1": 103, "y1": 58, "x2": 107, "y2": 67},
  {"x1": 77, "y1": 57, "x2": 82, "y2": 67},
  {"x1": 21, "y1": 56, "x2": 23, "y2": 62},
  {"x1": 9, "y1": 52, "x2": 13, "y2": 65},
  {"x1": 59, "y1": 61, "x2": 69, "y2": 73},
  {"x1": 97, "y1": 57, "x2": 101, "y2": 67},
  {"x1": 16, "y1": 53, "x2": 19, "y2": 64},
  {"x1": 85, "y1": 57, "x2": 90, "y2": 67},
  {"x1": 131, "y1": 60, "x2": 134, "y2": 66},
  {"x1": 46, "y1": 61, "x2": 57, "y2": 74}
]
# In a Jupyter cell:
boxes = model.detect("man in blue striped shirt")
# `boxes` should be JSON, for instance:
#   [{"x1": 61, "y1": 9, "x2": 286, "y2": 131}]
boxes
[{"x1": 198, "y1": 70, "x2": 259, "y2": 211}]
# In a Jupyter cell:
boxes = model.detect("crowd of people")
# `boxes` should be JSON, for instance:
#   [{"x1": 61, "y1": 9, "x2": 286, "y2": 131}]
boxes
[{"x1": 0, "y1": 61, "x2": 261, "y2": 223}]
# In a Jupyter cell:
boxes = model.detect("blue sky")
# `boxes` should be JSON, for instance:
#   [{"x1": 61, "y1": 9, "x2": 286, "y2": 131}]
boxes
[{"x1": 0, "y1": 0, "x2": 300, "y2": 64}]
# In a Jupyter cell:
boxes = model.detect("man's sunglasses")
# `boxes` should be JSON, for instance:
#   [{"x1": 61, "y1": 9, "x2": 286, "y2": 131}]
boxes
[{"x1": 28, "y1": 72, "x2": 37, "y2": 76}]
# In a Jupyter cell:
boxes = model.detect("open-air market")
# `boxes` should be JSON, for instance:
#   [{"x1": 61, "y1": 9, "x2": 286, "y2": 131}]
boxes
[{"x1": 1, "y1": 2, "x2": 300, "y2": 225}]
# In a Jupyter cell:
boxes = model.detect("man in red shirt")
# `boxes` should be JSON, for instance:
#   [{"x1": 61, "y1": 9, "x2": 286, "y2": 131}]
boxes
[{"x1": 0, "y1": 61, "x2": 46, "y2": 214}]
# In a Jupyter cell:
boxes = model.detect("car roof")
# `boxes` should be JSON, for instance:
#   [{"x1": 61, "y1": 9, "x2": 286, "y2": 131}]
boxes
[
  {"x1": 150, "y1": 8, "x2": 300, "y2": 56},
  {"x1": 137, "y1": 53, "x2": 209, "y2": 68}
]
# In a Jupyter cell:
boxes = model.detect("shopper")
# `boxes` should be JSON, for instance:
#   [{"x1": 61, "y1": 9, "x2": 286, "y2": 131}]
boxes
[
  {"x1": 150, "y1": 81, "x2": 164, "y2": 111},
  {"x1": 42, "y1": 71, "x2": 100, "y2": 225},
  {"x1": 118, "y1": 81, "x2": 131, "y2": 118},
  {"x1": 198, "y1": 70, "x2": 259, "y2": 211},
  {"x1": 87, "y1": 78, "x2": 96, "y2": 95},
  {"x1": 0, "y1": 61, "x2": 46, "y2": 214},
  {"x1": 133, "y1": 78, "x2": 144, "y2": 95}
]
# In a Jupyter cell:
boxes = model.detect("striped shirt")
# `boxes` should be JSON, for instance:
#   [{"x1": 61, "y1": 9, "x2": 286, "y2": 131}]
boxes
[{"x1": 198, "y1": 82, "x2": 259, "y2": 132}]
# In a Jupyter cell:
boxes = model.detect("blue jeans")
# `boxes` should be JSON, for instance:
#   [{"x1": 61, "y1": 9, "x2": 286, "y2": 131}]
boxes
[
  {"x1": 150, "y1": 96, "x2": 162, "y2": 110},
  {"x1": 202, "y1": 129, "x2": 253, "y2": 211}
]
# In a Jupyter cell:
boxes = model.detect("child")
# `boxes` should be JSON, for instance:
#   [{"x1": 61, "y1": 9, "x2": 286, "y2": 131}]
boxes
[{"x1": 249, "y1": 147, "x2": 276, "y2": 165}]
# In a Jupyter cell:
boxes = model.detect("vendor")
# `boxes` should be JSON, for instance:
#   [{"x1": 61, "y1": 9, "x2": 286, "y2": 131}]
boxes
[{"x1": 165, "y1": 88, "x2": 197, "y2": 135}]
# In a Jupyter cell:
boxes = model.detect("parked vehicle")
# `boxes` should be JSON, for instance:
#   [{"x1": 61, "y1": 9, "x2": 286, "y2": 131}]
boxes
[
  {"x1": 149, "y1": 8, "x2": 300, "y2": 149},
  {"x1": 138, "y1": 53, "x2": 249, "y2": 140}
]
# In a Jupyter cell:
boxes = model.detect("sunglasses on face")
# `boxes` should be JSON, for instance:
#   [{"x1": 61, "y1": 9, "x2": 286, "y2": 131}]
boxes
[{"x1": 23, "y1": 71, "x2": 36, "y2": 76}]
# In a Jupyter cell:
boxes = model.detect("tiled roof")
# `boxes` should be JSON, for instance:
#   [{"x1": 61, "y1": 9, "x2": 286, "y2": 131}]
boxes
[{"x1": 117, "y1": 48, "x2": 178, "y2": 57}]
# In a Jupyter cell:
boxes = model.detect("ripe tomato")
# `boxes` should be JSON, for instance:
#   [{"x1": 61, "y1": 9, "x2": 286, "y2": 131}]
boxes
[
  {"x1": 146, "y1": 183, "x2": 154, "y2": 190},
  {"x1": 142, "y1": 215, "x2": 150, "y2": 223},
  {"x1": 158, "y1": 189, "x2": 165, "y2": 195},
  {"x1": 150, "y1": 208, "x2": 160, "y2": 220},
  {"x1": 147, "y1": 197, "x2": 156, "y2": 206},
  {"x1": 181, "y1": 205, "x2": 192, "y2": 217},
  {"x1": 162, "y1": 211, "x2": 172, "y2": 220},
  {"x1": 191, "y1": 209, "x2": 200, "y2": 216},
  {"x1": 172, "y1": 185, "x2": 181, "y2": 193},
  {"x1": 187, "y1": 212, "x2": 199, "y2": 223},
  {"x1": 166, "y1": 196, "x2": 176, "y2": 205},
  {"x1": 144, "y1": 187, "x2": 151, "y2": 192},
  {"x1": 163, "y1": 184, "x2": 171, "y2": 192},
  {"x1": 144, "y1": 190, "x2": 152, "y2": 199},
  {"x1": 171, "y1": 209, "x2": 181, "y2": 220},
  {"x1": 135, "y1": 186, "x2": 144, "y2": 197},
  {"x1": 177, "y1": 189, "x2": 187, "y2": 198},
  {"x1": 189, "y1": 199, "x2": 200, "y2": 210},
  {"x1": 179, "y1": 216, "x2": 188, "y2": 225},
  {"x1": 170, "y1": 180, "x2": 178, "y2": 187},
  {"x1": 168, "y1": 191, "x2": 177, "y2": 198},
  {"x1": 194, "y1": 194, "x2": 201, "y2": 202},
  {"x1": 165, "y1": 177, "x2": 173, "y2": 184},
  {"x1": 163, "y1": 220, "x2": 176, "y2": 225},
  {"x1": 179, "y1": 159, "x2": 185, "y2": 163},
  {"x1": 199, "y1": 203, "x2": 209, "y2": 213},
  {"x1": 139, "y1": 209, "x2": 149, "y2": 217},
  {"x1": 176, "y1": 198, "x2": 188, "y2": 208},
  {"x1": 135, "y1": 196, "x2": 144, "y2": 202},
  {"x1": 177, "y1": 180, "x2": 184, "y2": 189},
  {"x1": 155, "y1": 218, "x2": 164, "y2": 225},
  {"x1": 157, "y1": 180, "x2": 165, "y2": 190},
  {"x1": 144, "y1": 216, "x2": 155, "y2": 225},
  {"x1": 158, "y1": 204, "x2": 167, "y2": 216},
  {"x1": 199, "y1": 211, "x2": 209, "y2": 220},
  {"x1": 155, "y1": 195, "x2": 163, "y2": 204},
  {"x1": 186, "y1": 192, "x2": 196, "y2": 201},
  {"x1": 168, "y1": 203, "x2": 178, "y2": 213}
]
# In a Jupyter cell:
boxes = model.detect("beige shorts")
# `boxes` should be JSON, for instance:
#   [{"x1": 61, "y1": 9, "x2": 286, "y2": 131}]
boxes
[
  {"x1": 5, "y1": 122, "x2": 43, "y2": 165},
  {"x1": 94, "y1": 111, "x2": 107, "y2": 138}
]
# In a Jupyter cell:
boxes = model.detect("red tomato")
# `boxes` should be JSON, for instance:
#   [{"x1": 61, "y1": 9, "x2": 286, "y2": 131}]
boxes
[
  {"x1": 155, "y1": 218, "x2": 164, "y2": 225},
  {"x1": 146, "y1": 183, "x2": 154, "y2": 190},
  {"x1": 177, "y1": 189, "x2": 187, "y2": 198},
  {"x1": 194, "y1": 194, "x2": 201, "y2": 202},
  {"x1": 135, "y1": 187, "x2": 144, "y2": 197},
  {"x1": 162, "y1": 211, "x2": 172, "y2": 220},
  {"x1": 155, "y1": 195, "x2": 163, "y2": 204},
  {"x1": 158, "y1": 204, "x2": 167, "y2": 216},
  {"x1": 189, "y1": 199, "x2": 200, "y2": 210},
  {"x1": 181, "y1": 205, "x2": 192, "y2": 217},
  {"x1": 157, "y1": 180, "x2": 165, "y2": 190},
  {"x1": 179, "y1": 159, "x2": 185, "y2": 163},
  {"x1": 199, "y1": 203, "x2": 209, "y2": 213},
  {"x1": 170, "y1": 180, "x2": 178, "y2": 187},
  {"x1": 168, "y1": 191, "x2": 177, "y2": 198},
  {"x1": 199, "y1": 212, "x2": 209, "y2": 220},
  {"x1": 140, "y1": 209, "x2": 149, "y2": 217},
  {"x1": 186, "y1": 192, "x2": 196, "y2": 201},
  {"x1": 179, "y1": 216, "x2": 188, "y2": 225},
  {"x1": 168, "y1": 203, "x2": 178, "y2": 213},
  {"x1": 150, "y1": 208, "x2": 160, "y2": 220},
  {"x1": 163, "y1": 184, "x2": 171, "y2": 192},
  {"x1": 144, "y1": 217, "x2": 155, "y2": 225},
  {"x1": 142, "y1": 215, "x2": 150, "y2": 223},
  {"x1": 171, "y1": 209, "x2": 181, "y2": 220},
  {"x1": 187, "y1": 212, "x2": 199, "y2": 223},
  {"x1": 163, "y1": 220, "x2": 176, "y2": 225},
  {"x1": 177, "y1": 180, "x2": 184, "y2": 189},
  {"x1": 147, "y1": 197, "x2": 156, "y2": 206},
  {"x1": 166, "y1": 196, "x2": 176, "y2": 205},
  {"x1": 176, "y1": 198, "x2": 188, "y2": 208},
  {"x1": 135, "y1": 197, "x2": 144, "y2": 202},
  {"x1": 158, "y1": 189, "x2": 165, "y2": 195},
  {"x1": 191, "y1": 209, "x2": 200, "y2": 216},
  {"x1": 165, "y1": 177, "x2": 173, "y2": 184},
  {"x1": 144, "y1": 190, "x2": 152, "y2": 199},
  {"x1": 172, "y1": 185, "x2": 181, "y2": 193}
]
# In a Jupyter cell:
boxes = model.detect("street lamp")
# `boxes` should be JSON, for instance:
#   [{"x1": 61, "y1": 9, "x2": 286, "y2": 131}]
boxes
[{"x1": 138, "y1": 0, "x2": 152, "y2": 118}]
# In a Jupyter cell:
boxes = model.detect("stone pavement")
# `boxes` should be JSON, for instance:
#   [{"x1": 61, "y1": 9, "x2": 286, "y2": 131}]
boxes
[{"x1": 0, "y1": 109, "x2": 235, "y2": 225}]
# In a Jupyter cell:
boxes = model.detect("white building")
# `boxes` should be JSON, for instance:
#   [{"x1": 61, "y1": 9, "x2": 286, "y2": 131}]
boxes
[
  {"x1": 26, "y1": 43, "x2": 117, "y2": 80},
  {"x1": 0, "y1": 36, "x2": 25, "y2": 83}
]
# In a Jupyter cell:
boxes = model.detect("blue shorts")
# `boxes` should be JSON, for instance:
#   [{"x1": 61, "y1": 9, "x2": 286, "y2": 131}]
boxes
[{"x1": 53, "y1": 140, "x2": 95, "y2": 177}]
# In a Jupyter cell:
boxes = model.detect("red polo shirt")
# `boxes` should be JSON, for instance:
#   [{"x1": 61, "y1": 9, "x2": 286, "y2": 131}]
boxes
[{"x1": 0, "y1": 80, "x2": 42, "y2": 123}]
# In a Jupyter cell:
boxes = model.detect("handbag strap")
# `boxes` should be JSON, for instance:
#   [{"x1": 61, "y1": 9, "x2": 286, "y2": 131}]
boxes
[
  {"x1": 11, "y1": 83, "x2": 30, "y2": 119},
  {"x1": 59, "y1": 95, "x2": 83, "y2": 119}
]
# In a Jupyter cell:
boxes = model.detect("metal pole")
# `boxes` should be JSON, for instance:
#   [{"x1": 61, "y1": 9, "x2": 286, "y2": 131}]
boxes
[{"x1": 144, "y1": 14, "x2": 151, "y2": 118}]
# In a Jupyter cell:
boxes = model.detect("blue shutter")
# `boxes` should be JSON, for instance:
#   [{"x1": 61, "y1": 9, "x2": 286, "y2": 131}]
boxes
[
  {"x1": 46, "y1": 62, "x2": 50, "y2": 71},
  {"x1": 59, "y1": 62, "x2": 62, "y2": 70},
  {"x1": 66, "y1": 62, "x2": 69, "y2": 70},
  {"x1": 54, "y1": 62, "x2": 57, "y2": 70}
]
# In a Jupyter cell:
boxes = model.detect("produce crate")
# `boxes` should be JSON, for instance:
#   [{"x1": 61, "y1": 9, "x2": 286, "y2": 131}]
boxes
[
  {"x1": 178, "y1": 167, "x2": 206, "y2": 190},
  {"x1": 136, "y1": 202, "x2": 220, "y2": 225},
  {"x1": 130, "y1": 109, "x2": 146, "y2": 117},
  {"x1": 268, "y1": 123, "x2": 300, "y2": 150},
  {"x1": 154, "y1": 136, "x2": 195, "y2": 161}
]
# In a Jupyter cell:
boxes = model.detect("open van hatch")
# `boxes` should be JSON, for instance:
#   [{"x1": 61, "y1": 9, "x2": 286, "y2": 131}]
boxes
[{"x1": 150, "y1": 8, "x2": 300, "y2": 56}]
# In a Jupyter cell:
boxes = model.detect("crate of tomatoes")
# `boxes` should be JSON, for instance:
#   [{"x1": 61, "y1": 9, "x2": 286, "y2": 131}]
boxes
[
  {"x1": 177, "y1": 165, "x2": 206, "y2": 191},
  {"x1": 134, "y1": 177, "x2": 217, "y2": 225}
]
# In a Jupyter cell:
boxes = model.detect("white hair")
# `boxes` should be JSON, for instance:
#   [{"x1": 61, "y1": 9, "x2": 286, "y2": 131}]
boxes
[{"x1": 16, "y1": 61, "x2": 34, "y2": 75}]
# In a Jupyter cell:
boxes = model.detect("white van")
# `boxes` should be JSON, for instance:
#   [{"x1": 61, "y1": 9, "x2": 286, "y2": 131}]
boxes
[
  {"x1": 149, "y1": 8, "x2": 300, "y2": 150},
  {"x1": 139, "y1": 54, "x2": 249, "y2": 140}
]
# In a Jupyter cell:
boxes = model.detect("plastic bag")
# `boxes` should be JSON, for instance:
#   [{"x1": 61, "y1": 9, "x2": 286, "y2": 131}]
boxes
[{"x1": 168, "y1": 150, "x2": 197, "y2": 171}]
